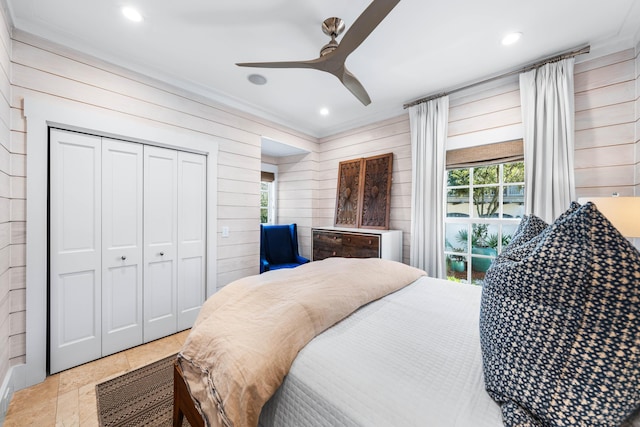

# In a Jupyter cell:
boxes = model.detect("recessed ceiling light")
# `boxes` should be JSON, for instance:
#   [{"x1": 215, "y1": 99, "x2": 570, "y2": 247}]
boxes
[
  {"x1": 502, "y1": 32, "x2": 522, "y2": 46},
  {"x1": 248, "y1": 74, "x2": 267, "y2": 85},
  {"x1": 319, "y1": 108, "x2": 330, "y2": 116},
  {"x1": 122, "y1": 7, "x2": 143, "y2": 22}
]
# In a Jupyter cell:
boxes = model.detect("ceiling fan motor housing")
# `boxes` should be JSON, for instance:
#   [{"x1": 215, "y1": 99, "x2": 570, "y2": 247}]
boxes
[
  {"x1": 320, "y1": 17, "x2": 345, "y2": 56},
  {"x1": 322, "y1": 17, "x2": 345, "y2": 38}
]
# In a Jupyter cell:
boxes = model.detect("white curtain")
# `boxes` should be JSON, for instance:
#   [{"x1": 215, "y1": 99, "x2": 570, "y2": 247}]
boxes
[
  {"x1": 409, "y1": 96, "x2": 449, "y2": 278},
  {"x1": 519, "y1": 58, "x2": 576, "y2": 223}
]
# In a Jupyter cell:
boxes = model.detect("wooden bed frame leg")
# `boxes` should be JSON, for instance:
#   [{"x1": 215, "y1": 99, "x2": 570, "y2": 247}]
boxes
[{"x1": 174, "y1": 361, "x2": 205, "y2": 427}]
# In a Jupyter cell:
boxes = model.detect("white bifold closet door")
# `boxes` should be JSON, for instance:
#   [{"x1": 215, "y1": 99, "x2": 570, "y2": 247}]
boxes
[
  {"x1": 49, "y1": 130, "x2": 103, "y2": 374},
  {"x1": 143, "y1": 147, "x2": 207, "y2": 341},
  {"x1": 102, "y1": 139, "x2": 144, "y2": 356},
  {"x1": 50, "y1": 129, "x2": 206, "y2": 374},
  {"x1": 176, "y1": 152, "x2": 207, "y2": 330},
  {"x1": 143, "y1": 146, "x2": 179, "y2": 342}
]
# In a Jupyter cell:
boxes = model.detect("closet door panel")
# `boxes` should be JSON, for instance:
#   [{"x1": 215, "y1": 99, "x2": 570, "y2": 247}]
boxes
[
  {"x1": 102, "y1": 139, "x2": 144, "y2": 355},
  {"x1": 177, "y1": 152, "x2": 207, "y2": 330},
  {"x1": 144, "y1": 146, "x2": 178, "y2": 342},
  {"x1": 49, "y1": 129, "x2": 102, "y2": 374},
  {"x1": 146, "y1": 261, "x2": 175, "y2": 328}
]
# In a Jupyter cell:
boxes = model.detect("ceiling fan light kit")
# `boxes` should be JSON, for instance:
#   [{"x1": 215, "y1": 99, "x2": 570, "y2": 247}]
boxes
[{"x1": 236, "y1": 0, "x2": 401, "y2": 106}]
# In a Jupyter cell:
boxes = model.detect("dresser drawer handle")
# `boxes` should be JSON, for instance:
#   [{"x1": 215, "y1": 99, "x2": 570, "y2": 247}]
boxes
[
  {"x1": 368, "y1": 239, "x2": 372, "y2": 245},
  {"x1": 332, "y1": 251, "x2": 336, "y2": 256}
]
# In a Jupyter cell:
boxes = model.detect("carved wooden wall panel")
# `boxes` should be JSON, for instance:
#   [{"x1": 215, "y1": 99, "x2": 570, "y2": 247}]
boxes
[
  {"x1": 360, "y1": 153, "x2": 393, "y2": 229},
  {"x1": 334, "y1": 153, "x2": 393, "y2": 230},
  {"x1": 334, "y1": 158, "x2": 364, "y2": 227}
]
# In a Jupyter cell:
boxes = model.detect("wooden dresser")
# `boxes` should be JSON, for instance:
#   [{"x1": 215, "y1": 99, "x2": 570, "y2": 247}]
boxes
[{"x1": 311, "y1": 226, "x2": 402, "y2": 262}]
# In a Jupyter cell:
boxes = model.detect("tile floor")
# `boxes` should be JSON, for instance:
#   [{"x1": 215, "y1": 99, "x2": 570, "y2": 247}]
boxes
[{"x1": 4, "y1": 329, "x2": 190, "y2": 426}]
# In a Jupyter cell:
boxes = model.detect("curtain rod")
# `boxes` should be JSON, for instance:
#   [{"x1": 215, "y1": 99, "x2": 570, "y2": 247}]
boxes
[{"x1": 403, "y1": 44, "x2": 591, "y2": 109}]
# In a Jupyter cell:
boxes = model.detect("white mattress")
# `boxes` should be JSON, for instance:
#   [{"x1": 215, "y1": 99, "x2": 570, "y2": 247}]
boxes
[{"x1": 259, "y1": 276, "x2": 504, "y2": 426}]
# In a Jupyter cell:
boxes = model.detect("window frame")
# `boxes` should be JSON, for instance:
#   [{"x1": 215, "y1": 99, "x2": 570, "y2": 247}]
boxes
[
  {"x1": 444, "y1": 159, "x2": 524, "y2": 285},
  {"x1": 260, "y1": 163, "x2": 277, "y2": 224}
]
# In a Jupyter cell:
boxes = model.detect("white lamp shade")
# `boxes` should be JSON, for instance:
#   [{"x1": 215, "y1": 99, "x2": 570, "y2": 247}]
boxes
[{"x1": 577, "y1": 197, "x2": 640, "y2": 238}]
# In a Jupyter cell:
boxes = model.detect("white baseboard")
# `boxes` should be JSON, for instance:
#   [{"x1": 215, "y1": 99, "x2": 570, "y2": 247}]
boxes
[
  {"x1": 0, "y1": 364, "x2": 27, "y2": 426},
  {"x1": 0, "y1": 369, "x2": 13, "y2": 426}
]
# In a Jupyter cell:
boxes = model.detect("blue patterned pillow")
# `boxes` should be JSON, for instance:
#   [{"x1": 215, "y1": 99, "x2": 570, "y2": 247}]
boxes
[
  {"x1": 480, "y1": 202, "x2": 640, "y2": 426},
  {"x1": 500, "y1": 202, "x2": 581, "y2": 262},
  {"x1": 502, "y1": 214, "x2": 548, "y2": 254}
]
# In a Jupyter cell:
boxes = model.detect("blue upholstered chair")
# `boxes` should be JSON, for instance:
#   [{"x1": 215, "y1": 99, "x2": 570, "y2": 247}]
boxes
[{"x1": 260, "y1": 224, "x2": 310, "y2": 273}]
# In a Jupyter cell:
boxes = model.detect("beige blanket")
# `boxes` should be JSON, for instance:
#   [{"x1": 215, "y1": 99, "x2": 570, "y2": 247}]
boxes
[{"x1": 177, "y1": 257, "x2": 425, "y2": 427}]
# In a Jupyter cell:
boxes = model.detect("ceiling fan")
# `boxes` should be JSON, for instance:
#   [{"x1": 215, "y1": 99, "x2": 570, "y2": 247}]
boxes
[{"x1": 236, "y1": 0, "x2": 401, "y2": 106}]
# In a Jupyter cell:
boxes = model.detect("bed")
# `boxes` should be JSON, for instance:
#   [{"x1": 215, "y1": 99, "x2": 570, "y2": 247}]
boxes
[
  {"x1": 173, "y1": 257, "x2": 501, "y2": 427},
  {"x1": 175, "y1": 201, "x2": 640, "y2": 427},
  {"x1": 257, "y1": 275, "x2": 503, "y2": 427}
]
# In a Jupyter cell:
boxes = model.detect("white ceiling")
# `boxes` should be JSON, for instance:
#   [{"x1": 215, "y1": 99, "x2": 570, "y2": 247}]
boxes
[{"x1": 6, "y1": 0, "x2": 640, "y2": 138}]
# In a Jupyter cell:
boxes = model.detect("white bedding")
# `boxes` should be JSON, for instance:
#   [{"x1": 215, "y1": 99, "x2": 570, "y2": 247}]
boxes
[{"x1": 259, "y1": 276, "x2": 504, "y2": 426}]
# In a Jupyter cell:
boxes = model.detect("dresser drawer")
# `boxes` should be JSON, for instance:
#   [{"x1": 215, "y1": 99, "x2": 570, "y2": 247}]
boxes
[
  {"x1": 339, "y1": 245, "x2": 379, "y2": 259},
  {"x1": 341, "y1": 233, "x2": 379, "y2": 258},
  {"x1": 341, "y1": 233, "x2": 379, "y2": 249},
  {"x1": 312, "y1": 231, "x2": 342, "y2": 261},
  {"x1": 313, "y1": 231, "x2": 343, "y2": 246},
  {"x1": 312, "y1": 229, "x2": 382, "y2": 260}
]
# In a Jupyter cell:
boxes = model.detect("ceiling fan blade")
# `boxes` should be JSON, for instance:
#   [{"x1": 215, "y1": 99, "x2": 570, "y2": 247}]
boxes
[
  {"x1": 336, "y1": 0, "x2": 401, "y2": 59},
  {"x1": 236, "y1": 59, "x2": 319, "y2": 69},
  {"x1": 340, "y1": 68, "x2": 371, "y2": 106}
]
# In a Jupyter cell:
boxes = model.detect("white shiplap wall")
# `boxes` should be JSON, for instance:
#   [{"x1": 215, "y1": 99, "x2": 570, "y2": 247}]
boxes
[
  {"x1": 0, "y1": 0, "x2": 13, "y2": 393},
  {"x1": 448, "y1": 77, "x2": 521, "y2": 140},
  {"x1": 574, "y1": 49, "x2": 637, "y2": 197},
  {"x1": 316, "y1": 115, "x2": 412, "y2": 263}
]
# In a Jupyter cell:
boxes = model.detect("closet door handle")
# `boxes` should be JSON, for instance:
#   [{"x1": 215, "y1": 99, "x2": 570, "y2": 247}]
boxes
[{"x1": 121, "y1": 256, "x2": 127, "y2": 261}]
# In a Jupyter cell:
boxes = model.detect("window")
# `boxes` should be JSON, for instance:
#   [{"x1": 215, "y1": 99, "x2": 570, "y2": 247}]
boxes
[
  {"x1": 444, "y1": 140, "x2": 524, "y2": 285},
  {"x1": 260, "y1": 170, "x2": 276, "y2": 224}
]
